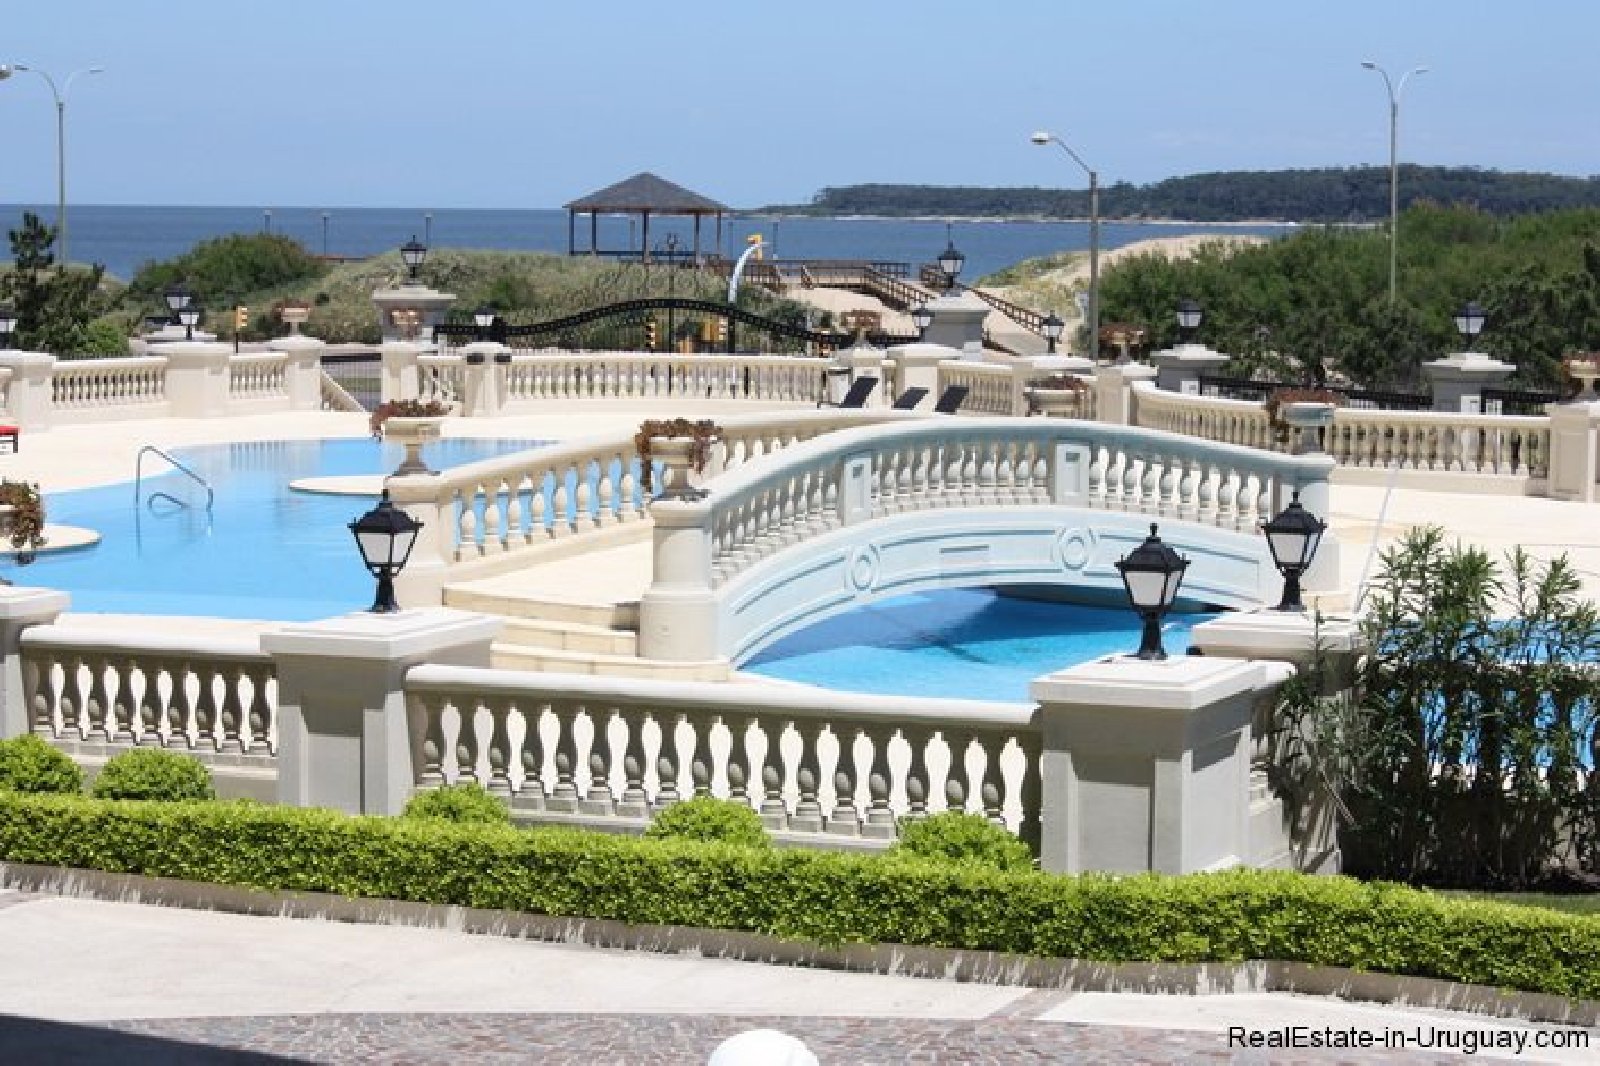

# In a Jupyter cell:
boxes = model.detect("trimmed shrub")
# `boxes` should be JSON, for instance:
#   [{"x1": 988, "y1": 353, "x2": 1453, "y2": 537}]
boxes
[
  {"x1": 90, "y1": 749, "x2": 214, "y2": 802},
  {"x1": 403, "y1": 783, "x2": 510, "y2": 825},
  {"x1": 0, "y1": 792, "x2": 1597, "y2": 999},
  {"x1": 0, "y1": 735, "x2": 82, "y2": 795},
  {"x1": 645, "y1": 797, "x2": 770, "y2": 848},
  {"x1": 889, "y1": 812, "x2": 1034, "y2": 872}
]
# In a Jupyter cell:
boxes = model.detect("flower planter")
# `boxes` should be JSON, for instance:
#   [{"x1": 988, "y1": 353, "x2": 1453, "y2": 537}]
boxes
[
  {"x1": 1281, "y1": 401, "x2": 1336, "y2": 455},
  {"x1": 1564, "y1": 359, "x2": 1600, "y2": 400},
  {"x1": 1026, "y1": 387, "x2": 1090, "y2": 419},
  {"x1": 648, "y1": 435, "x2": 716, "y2": 499},
  {"x1": 383, "y1": 416, "x2": 445, "y2": 476}
]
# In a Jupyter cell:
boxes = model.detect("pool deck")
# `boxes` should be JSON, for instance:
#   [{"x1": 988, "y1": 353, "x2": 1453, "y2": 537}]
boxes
[{"x1": 6, "y1": 402, "x2": 1600, "y2": 619}]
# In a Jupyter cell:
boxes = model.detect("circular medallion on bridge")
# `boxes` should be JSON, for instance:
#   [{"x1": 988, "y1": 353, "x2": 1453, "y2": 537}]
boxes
[
  {"x1": 1056, "y1": 528, "x2": 1095, "y2": 571},
  {"x1": 847, "y1": 544, "x2": 881, "y2": 592}
]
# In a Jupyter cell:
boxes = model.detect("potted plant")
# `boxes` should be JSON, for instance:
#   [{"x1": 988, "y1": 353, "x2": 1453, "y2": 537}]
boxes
[
  {"x1": 1265, "y1": 386, "x2": 1342, "y2": 454},
  {"x1": 371, "y1": 398, "x2": 452, "y2": 475},
  {"x1": 1562, "y1": 353, "x2": 1600, "y2": 399},
  {"x1": 1025, "y1": 373, "x2": 1091, "y2": 418},
  {"x1": 635, "y1": 418, "x2": 721, "y2": 498},
  {"x1": 0, "y1": 480, "x2": 47, "y2": 574}
]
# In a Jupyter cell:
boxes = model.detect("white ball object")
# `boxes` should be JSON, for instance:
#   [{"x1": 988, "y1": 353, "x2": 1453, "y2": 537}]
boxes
[{"x1": 707, "y1": 1028, "x2": 819, "y2": 1066}]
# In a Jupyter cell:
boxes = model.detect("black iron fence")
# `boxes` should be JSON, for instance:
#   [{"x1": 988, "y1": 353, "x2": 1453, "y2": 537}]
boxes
[
  {"x1": 1195, "y1": 375, "x2": 1430, "y2": 412},
  {"x1": 321, "y1": 351, "x2": 381, "y2": 411},
  {"x1": 1480, "y1": 387, "x2": 1562, "y2": 416}
]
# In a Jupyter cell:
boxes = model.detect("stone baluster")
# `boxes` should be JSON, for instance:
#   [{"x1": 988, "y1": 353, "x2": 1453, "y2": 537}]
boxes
[
  {"x1": 546, "y1": 702, "x2": 580, "y2": 811},
  {"x1": 486, "y1": 698, "x2": 514, "y2": 797},
  {"x1": 193, "y1": 662, "x2": 219, "y2": 751},
  {"x1": 688, "y1": 712, "x2": 715, "y2": 798},
  {"x1": 550, "y1": 480, "x2": 570, "y2": 539},
  {"x1": 977, "y1": 439, "x2": 999, "y2": 505},
  {"x1": 581, "y1": 704, "x2": 616, "y2": 814},
  {"x1": 726, "y1": 715, "x2": 753, "y2": 808},
  {"x1": 246, "y1": 664, "x2": 274, "y2": 755},
  {"x1": 1122, "y1": 450, "x2": 1143, "y2": 514},
  {"x1": 862, "y1": 725, "x2": 897, "y2": 839},
  {"x1": 110, "y1": 657, "x2": 138, "y2": 744},
  {"x1": 791, "y1": 721, "x2": 825, "y2": 832},
  {"x1": 759, "y1": 719, "x2": 790, "y2": 830},
  {"x1": 1018, "y1": 735, "x2": 1043, "y2": 855},
  {"x1": 617, "y1": 708, "x2": 650, "y2": 818},
  {"x1": 215, "y1": 664, "x2": 245, "y2": 753},
  {"x1": 828, "y1": 726, "x2": 863, "y2": 836},
  {"x1": 413, "y1": 693, "x2": 447, "y2": 789},
  {"x1": 516, "y1": 701, "x2": 547, "y2": 808},
  {"x1": 22, "y1": 651, "x2": 51, "y2": 736},
  {"x1": 1234, "y1": 470, "x2": 1255, "y2": 532},
  {"x1": 979, "y1": 735, "x2": 1007, "y2": 826},
  {"x1": 453, "y1": 698, "x2": 481, "y2": 783},
  {"x1": 944, "y1": 731, "x2": 973, "y2": 813},
  {"x1": 57, "y1": 653, "x2": 84, "y2": 739},
  {"x1": 654, "y1": 711, "x2": 684, "y2": 811},
  {"x1": 82, "y1": 652, "x2": 110, "y2": 742},
  {"x1": 903, "y1": 725, "x2": 932, "y2": 821},
  {"x1": 575, "y1": 469, "x2": 595, "y2": 533},
  {"x1": 164, "y1": 658, "x2": 193, "y2": 748}
]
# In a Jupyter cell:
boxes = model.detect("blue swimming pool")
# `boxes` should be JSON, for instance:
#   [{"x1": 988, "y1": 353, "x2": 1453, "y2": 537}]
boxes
[
  {"x1": 743, "y1": 588, "x2": 1219, "y2": 702},
  {"x1": 18, "y1": 438, "x2": 544, "y2": 620}
]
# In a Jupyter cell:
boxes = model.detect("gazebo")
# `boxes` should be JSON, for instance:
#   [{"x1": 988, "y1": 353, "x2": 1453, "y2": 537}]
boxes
[{"x1": 564, "y1": 172, "x2": 729, "y2": 263}]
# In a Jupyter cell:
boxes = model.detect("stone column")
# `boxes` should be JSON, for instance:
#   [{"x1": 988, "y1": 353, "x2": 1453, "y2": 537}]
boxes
[
  {"x1": 460, "y1": 342, "x2": 509, "y2": 417},
  {"x1": 885, "y1": 342, "x2": 957, "y2": 411},
  {"x1": 0, "y1": 352, "x2": 58, "y2": 431},
  {"x1": 1149, "y1": 343, "x2": 1229, "y2": 394},
  {"x1": 1546, "y1": 399, "x2": 1600, "y2": 502},
  {"x1": 268, "y1": 334, "x2": 327, "y2": 412},
  {"x1": 0, "y1": 586, "x2": 70, "y2": 738},
  {"x1": 156, "y1": 340, "x2": 232, "y2": 418},
  {"x1": 370, "y1": 285, "x2": 457, "y2": 343},
  {"x1": 845, "y1": 342, "x2": 890, "y2": 407},
  {"x1": 382, "y1": 472, "x2": 454, "y2": 612},
  {"x1": 1421, "y1": 351, "x2": 1515, "y2": 413},
  {"x1": 1190, "y1": 610, "x2": 1361, "y2": 874},
  {"x1": 922, "y1": 291, "x2": 988, "y2": 358},
  {"x1": 379, "y1": 341, "x2": 423, "y2": 404},
  {"x1": 263, "y1": 609, "x2": 502, "y2": 816},
  {"x1": 637, "y1": 497, "x2": 720, "y2": 662},
  {"x1": 1030, "y1": 655, "x2": 1294, "y2": 875},
  {"x1": 1093, "y1": 363, "x2": 1157, "y2": 425}
]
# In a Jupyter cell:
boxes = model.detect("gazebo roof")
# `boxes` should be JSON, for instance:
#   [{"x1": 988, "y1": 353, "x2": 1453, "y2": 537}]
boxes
[{"x1": 563, "y1": 172, "x2": 728, "y2": 214}]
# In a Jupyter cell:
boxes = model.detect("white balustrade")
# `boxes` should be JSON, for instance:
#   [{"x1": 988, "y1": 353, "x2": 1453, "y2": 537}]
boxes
[
  {"x1": 406, "y1": 664, "x2": 1040, "y2": 844},
  {"x1": 1134, "y1": 386, "x2": 1277, "y2": 450},
  {"x1": 50, "y1": 356, "x2": 168, "y2": 414},
  {"x1": 501, "y1": 351, "x2": 826, "y2": 405},
  {"x1": 20, "y1": 626, "x2": 277, "y2": 756},
  {"x1": 937, "y1": 361, "x2": 1019, "y2": 415},
  {"x1": 416, "y1": 353, "x2": 464, "y2": 405},
  {"x1": 227, "y1": 352, "x2": 289, "y2": 401}
]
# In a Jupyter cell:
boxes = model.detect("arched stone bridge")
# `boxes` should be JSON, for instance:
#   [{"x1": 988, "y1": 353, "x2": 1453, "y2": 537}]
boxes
[{"x1": 639, "y1": 418, "x2": 1339, "y2": 664}]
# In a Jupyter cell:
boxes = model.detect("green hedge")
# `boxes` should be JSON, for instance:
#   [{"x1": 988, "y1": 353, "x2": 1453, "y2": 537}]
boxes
[{"x1": 0, "y1": 792, "x2": 1595, "y2": 999}]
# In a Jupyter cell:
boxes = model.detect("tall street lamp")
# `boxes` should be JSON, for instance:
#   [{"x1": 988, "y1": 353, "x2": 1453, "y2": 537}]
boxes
[
  {"x1": 1361, "y1": 61, "x2": 1428, "y2": 303},
  {"x1": 1, "y1": 63, "x2": 105, "y2": 267},
  {"x1": 1031, "y1": 130, "x2": 1099, "y2": 361}
]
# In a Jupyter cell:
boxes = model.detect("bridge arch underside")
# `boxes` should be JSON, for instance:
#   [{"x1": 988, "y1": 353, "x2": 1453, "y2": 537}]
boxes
[{"x1": 720, "y1": 507, "x2": 1276, "y2": 667}]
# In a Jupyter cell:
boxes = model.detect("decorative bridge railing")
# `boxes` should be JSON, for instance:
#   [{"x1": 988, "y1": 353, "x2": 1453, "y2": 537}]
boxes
[{"x1": 499, "y1": 352, "x2": 826, "y2": 405}]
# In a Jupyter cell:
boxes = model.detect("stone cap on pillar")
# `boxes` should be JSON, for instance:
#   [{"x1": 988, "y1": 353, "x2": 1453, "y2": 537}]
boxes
[
  {"x1": 0, "y1": 586, "x2": 71, "y2": 622},
  {"x1": 1190, "y1": 609, "x2": 1361, "y2": 661},
  {"x1": 261, "y1": 608, "x2": 502, "y2": 661},
  {"x1": 267, "y1": 334, "x2": 327, "y2": 354},
  {"x1": 1421, "y1": 351, "x2": 1515, "y2": 382},
  {"x1": 1030, "y1": 654, "x2": 1294, "y2": 711},
  {"x1": 886, "y1": 341, "x2": 961, "y2": 367}
]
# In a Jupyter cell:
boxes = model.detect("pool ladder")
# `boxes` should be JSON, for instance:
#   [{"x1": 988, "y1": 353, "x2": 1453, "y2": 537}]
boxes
[{"x1": 135, "y1": 445, "x2": 215, "y2": 513}]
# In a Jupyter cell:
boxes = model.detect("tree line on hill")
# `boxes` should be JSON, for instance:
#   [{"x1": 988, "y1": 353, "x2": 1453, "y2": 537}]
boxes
[
  {"x1": 1094, "y1": 203, "x2": 1600, "y2": 391},
  {"x1": 765, "y1": 167, "x2": 1600, "y2": 223}
]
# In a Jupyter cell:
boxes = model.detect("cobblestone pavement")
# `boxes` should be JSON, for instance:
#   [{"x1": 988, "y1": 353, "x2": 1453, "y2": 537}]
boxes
[{"x1": 2, "y1": 1012, "x2": 1478, "y2": 1064}]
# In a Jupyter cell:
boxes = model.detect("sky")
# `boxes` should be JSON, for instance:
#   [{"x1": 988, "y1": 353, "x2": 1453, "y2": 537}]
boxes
[{"x1": 1, "y1": 0, "x2": 1596, "y2": 211}]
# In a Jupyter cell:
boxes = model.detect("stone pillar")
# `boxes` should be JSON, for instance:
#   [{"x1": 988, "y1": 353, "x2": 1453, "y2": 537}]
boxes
[
  {"x1": 637, "y1": 497, "x2": 720, "y2": 662},
  {"x1": 268, "y1": 334, "x2": 327, "y2": 412},
  {"x1": 1546, "y1": 400, "x2": 1600, "y2": 502},
  {"x1": 0, "y1": 352, "x2": 57, "y2": 431},
  {"x1": 1190, "y1": 610, "x2": 1362, "y2": 874},
  {"x1": 1421, "y1": 351, "x2": 1515, "y2": 413},
  {"x1": 845, "y1": 342, "x2": 890, "y2": 407},
  {"x1": 382, "y1": 472, "x2": 454, "y2": 611},
  {"x1": 885, "y1": 342, "x2": 957, "y2": 411},
  {"x1": 1030, "y1": 655, "x2": 1294, "y2": 875},
  {"x1": 379, "y1": 341, "x2": 423, "y2": 404},
  {"x1": 1094, "y1": 363, "x2": 1157, "y2": 425},
  {"x1": 922, "y1": 291, "x2": 988, "y2": 358},
  {"x1": 460, "y1": 342, "x2": 509, "y2": 417},
  {"x1": 157, "y1": 341, "x2": 232, "y2": 418},
  {"x1": 263, "y1": 610, "x2": 502, "y2": 816},
  {"x1": 1149, "y1": 343, "x2": 1229, "y2": 394},
  {"x1": 370, "y1": 285, "x2": 457, "y2": 343},
  {"x1": 0, "y1": 587, "x2": 70, "y2": 738}
]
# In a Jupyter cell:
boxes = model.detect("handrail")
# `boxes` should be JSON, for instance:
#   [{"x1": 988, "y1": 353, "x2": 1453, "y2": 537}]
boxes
[{"x1": 135, "y1": 444, "x2": 215, "y2": 512}]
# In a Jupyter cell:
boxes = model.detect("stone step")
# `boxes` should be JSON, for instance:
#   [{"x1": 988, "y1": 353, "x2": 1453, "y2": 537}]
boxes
[
  {"x1": 499, "y1": 617, "x2": 638, "y2": 656},
  {"x1": 490, "y1": 642, "x2": 729, "y2": 682},
  {"x1": 444, "y1": 586, "x2": 640, "y2": 630}
]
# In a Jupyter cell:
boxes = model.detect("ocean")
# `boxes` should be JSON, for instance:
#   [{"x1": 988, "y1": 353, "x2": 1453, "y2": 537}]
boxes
[{"x1": 0, "y1": 204, "x2": 1291, "y2": 285}]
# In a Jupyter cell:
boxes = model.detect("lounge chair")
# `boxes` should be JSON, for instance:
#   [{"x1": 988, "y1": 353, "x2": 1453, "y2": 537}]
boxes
[
  {"x1": 933, "y1": 385, "x2": 969, "y2": 414},
  {"x1": 890, "y1": 387, "x2": 929, "y2": 410},
  {"x1": 836, "y1": 376, "x2": 879, "y2": 409}
]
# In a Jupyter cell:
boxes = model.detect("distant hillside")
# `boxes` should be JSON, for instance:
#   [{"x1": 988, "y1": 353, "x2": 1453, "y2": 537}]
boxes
[{"x1": 759, "y1": 167, "x2": 1600, "y2": 223}]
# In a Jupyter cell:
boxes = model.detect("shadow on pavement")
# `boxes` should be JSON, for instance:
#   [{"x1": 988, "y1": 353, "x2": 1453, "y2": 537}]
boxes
[{"x1": 0, "y1": 1015, "x2": 304, "y2": 1065}]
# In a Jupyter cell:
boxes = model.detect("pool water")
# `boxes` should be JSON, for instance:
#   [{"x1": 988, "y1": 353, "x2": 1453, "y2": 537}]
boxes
[
  {"x1": 19, "y1": 438, "x2": 545, "y2": 620},
  {"x1": 743, "y1": 588, "x2": 1219, "y2": 703}
]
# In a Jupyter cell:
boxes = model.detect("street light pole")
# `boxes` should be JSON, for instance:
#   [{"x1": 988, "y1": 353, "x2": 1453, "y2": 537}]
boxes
[
  {"x1": 1362, "y1": 61, "x2": 1428, "y2": 303},
  {"x1": 1031, "y1": 131, "x2": 1099, "y2": 361},
  {"x1": 3, "y1": 63, "x2": 104, "y2": 267}
]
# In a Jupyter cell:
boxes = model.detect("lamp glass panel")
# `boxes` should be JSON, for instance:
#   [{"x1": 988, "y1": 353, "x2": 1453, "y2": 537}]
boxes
[{"x1": 1122, "y1": 569, "x2": 1169, "y2": 609}]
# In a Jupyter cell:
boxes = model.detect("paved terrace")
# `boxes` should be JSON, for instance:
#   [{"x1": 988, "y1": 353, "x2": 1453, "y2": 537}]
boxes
[{"x1": 7, "y1": 400, "x2": 1600, "y2": 619}]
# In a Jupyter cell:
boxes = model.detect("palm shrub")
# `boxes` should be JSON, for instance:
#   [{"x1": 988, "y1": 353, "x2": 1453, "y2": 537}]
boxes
[
  {"x1": 644, "y1": 797, "x2": 770, "y2": 848},
  {"x1": 91, "y1": 749, "x2": 215, "y2": 802},
  {"x1": 402, "y1": 782, "x2": 510, "y2": 825},
  {"x1": 888, "y1": 811, "x2": 1034, "y2": 872},
  {"x1": 0, "y1": 734, "x2": 82, "y2": 795}
]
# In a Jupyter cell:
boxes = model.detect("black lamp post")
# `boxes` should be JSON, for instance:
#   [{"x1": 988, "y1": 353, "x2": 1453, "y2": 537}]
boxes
[
  {"x1": 1115, "y1": 523, "x2": 1190, "y2": 660},
  {"x1": 1042, "y1": 312, "x2": 1064, "y2": 354},
  {"x1": 177, "y1": 303, "x2": 202, "y2": 341},
  {"x1": 911, "y1": 303, "x2": 932, "y2": 339},
  {"x1": 473, "y1": 305, "x2": 497, "y2": 342},
  {"x1": 1261, "y1": 489, "x2": 1327, "y2": 611},
  {"x1": 937, "y1": 238, "x2": 965, "y2": 292},
  {"x1": 1176, "y1": 299, "x2": 1203, "y2": 345},
  {"x1": 1453, "y1": 300, "x2": 1486, "y2": 349},
  {"x1": 163, "y1": 283, "x2": 193, "y2": 327},
  {"x1": 0, "y1": 304, "x2": 16, "y2": 350},
  {"x1": 400, "y1": 236, "x2": 428, "y2": 284},
  {"x1": 349, "y1": 489, "x2": 423, "y2": 613}
]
